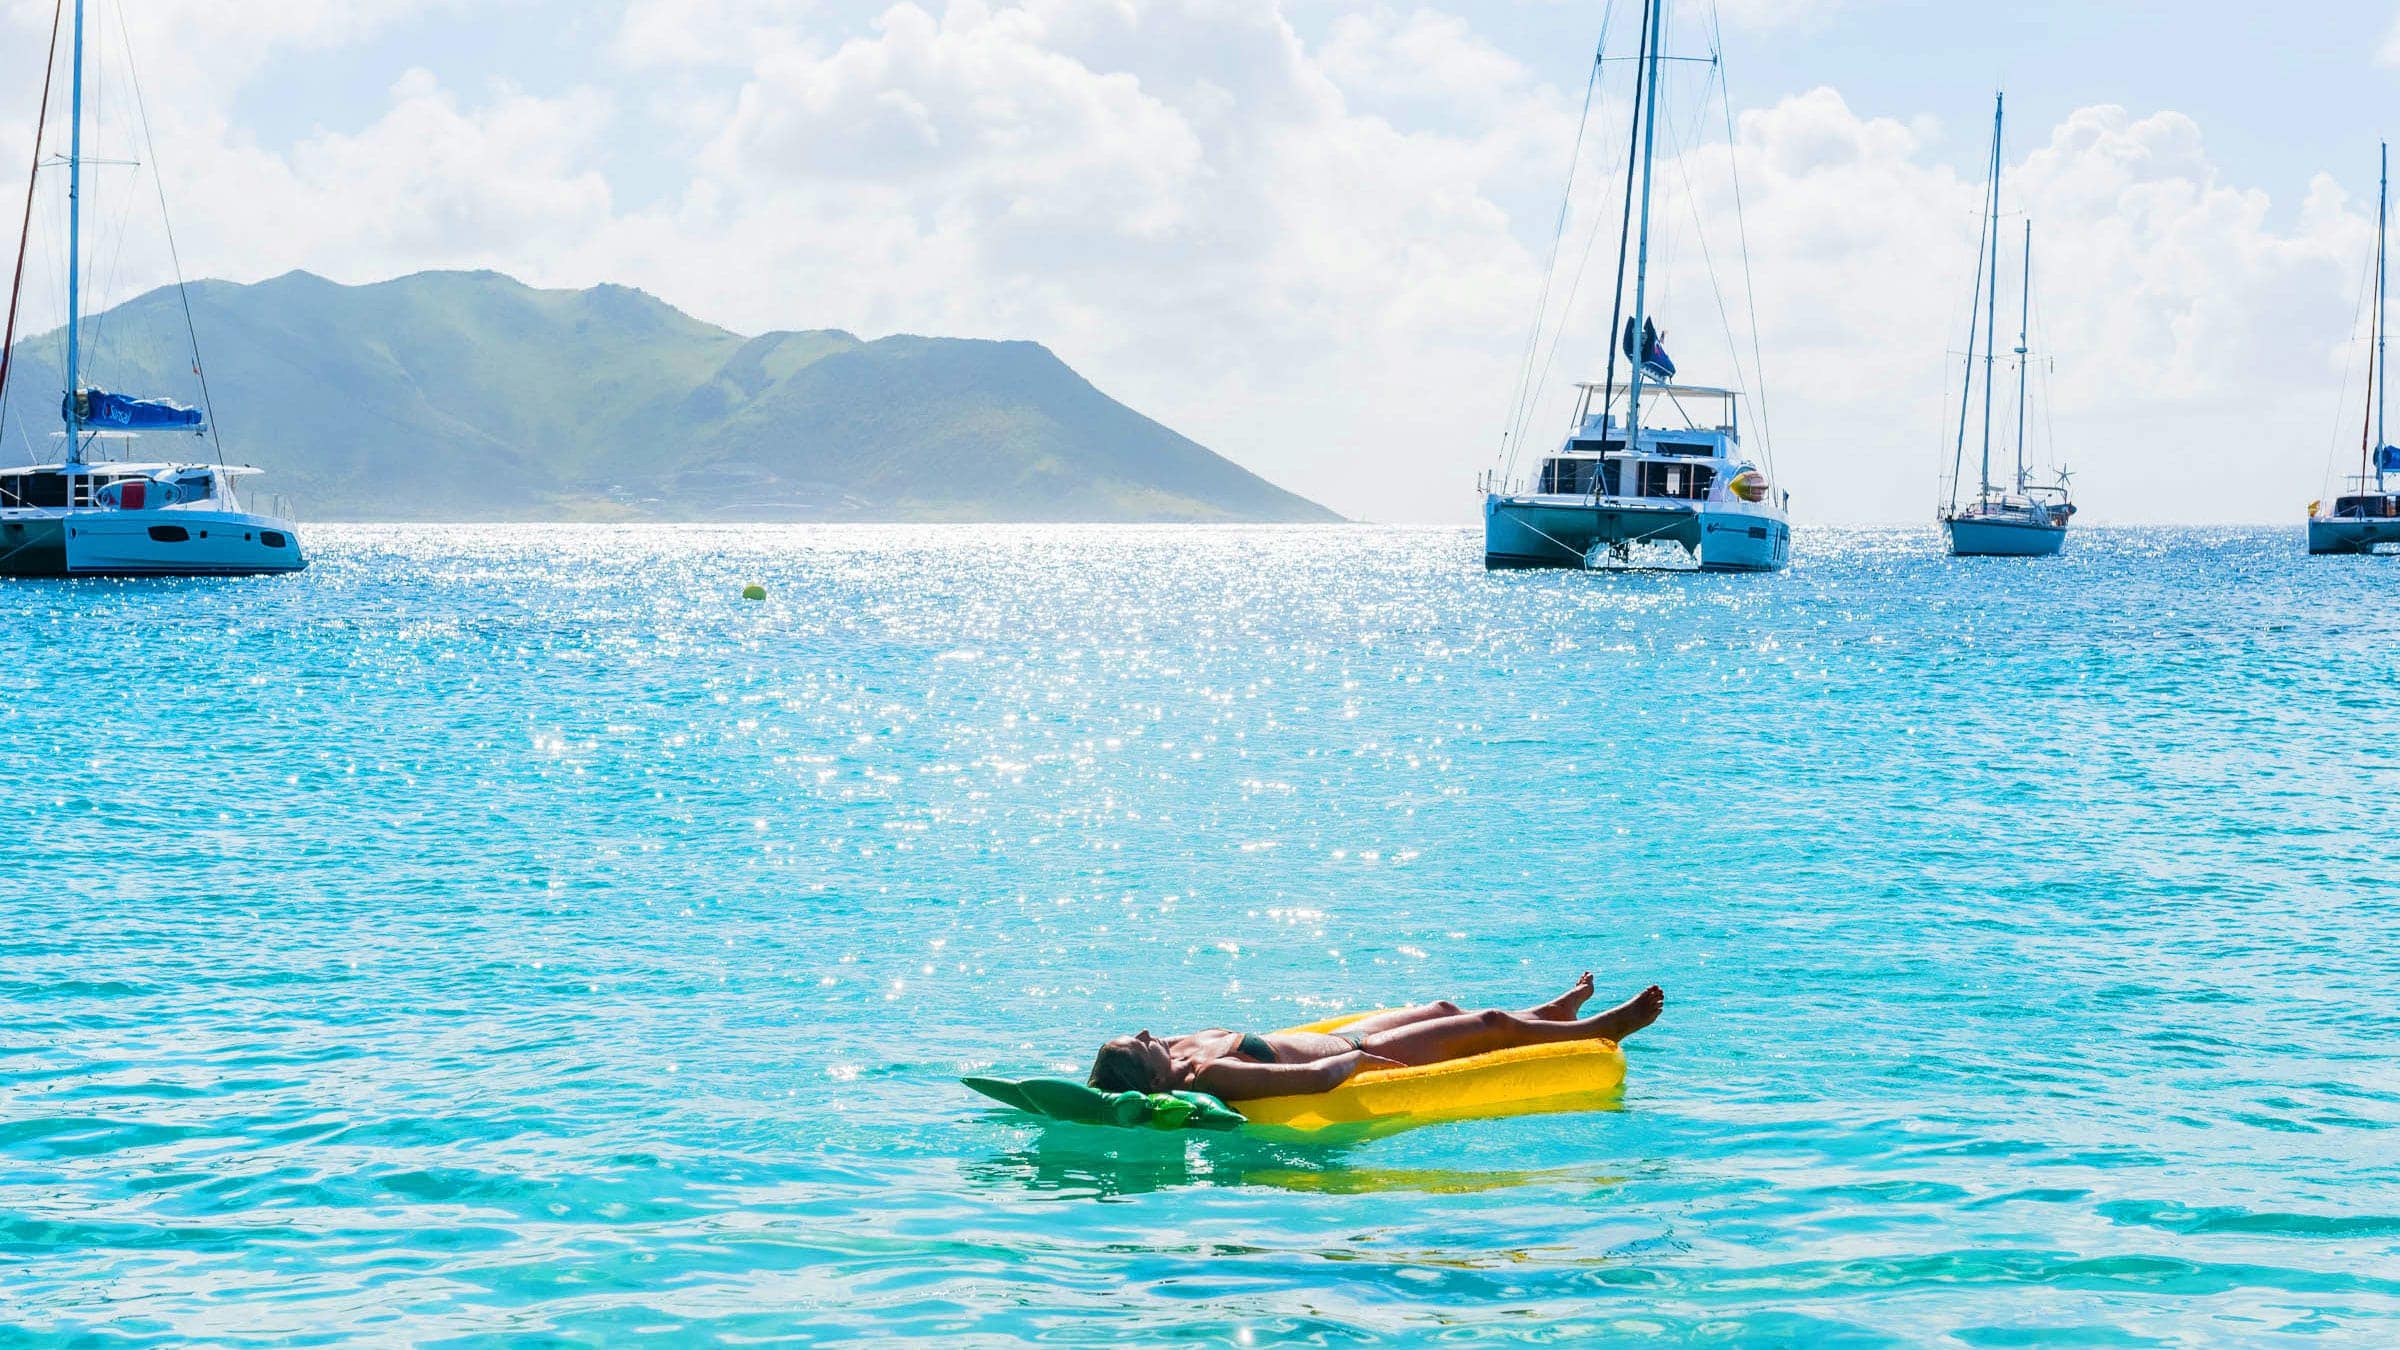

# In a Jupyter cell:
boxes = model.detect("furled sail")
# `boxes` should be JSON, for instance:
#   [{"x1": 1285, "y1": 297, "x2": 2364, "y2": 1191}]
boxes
[
  {"x1": 66, "y1": 387, "x2": 206, "y2": 432},
  {"x1": 1621, "y1": 317, "x2": 1676, "y2": 381},
  {"x1": 2378, "y1": 443, "x2": 2400, "y2": 475}
]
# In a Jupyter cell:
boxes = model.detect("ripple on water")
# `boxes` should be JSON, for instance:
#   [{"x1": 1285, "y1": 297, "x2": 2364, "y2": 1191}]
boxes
[{"x1": 3, "y1": 524, "x2": 2399, "y2": 1342}]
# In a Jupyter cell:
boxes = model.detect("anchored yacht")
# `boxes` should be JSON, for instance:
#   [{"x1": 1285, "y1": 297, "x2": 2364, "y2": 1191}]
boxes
[
  {"x1": 1940, "y1": 94, "x2": 2074, "y2": 558},
  {"x1": 1480, "y1": 0, "x2": 1790, "y2": 573},
  {"x1": 2309, "y1": 142, "x2": 2400, "y2": 556},
  {"x1": 1, "y1": 454, "x2": 302, "y2": 577},
  {"x1": 1484, "y1": 380, "x2": 1788, "y2": 571},
  {"x1": 0, "y1": 0, "x2": 303, "y2": 578}
]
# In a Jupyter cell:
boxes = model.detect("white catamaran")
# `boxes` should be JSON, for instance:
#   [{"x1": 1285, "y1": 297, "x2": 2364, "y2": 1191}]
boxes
[
  {"x1": 2309, "y1": 142, "x2": 2400, "y2": 556},
  {"x1": 1480, "y1": 0, "x2": 1790, "y2": 573},
  {"x1": 1940, "y1": 94, "x2": 2074, "y2": 559},
  {"x1": 0, "y1": 0, "x2": 304, "y2": 578}
]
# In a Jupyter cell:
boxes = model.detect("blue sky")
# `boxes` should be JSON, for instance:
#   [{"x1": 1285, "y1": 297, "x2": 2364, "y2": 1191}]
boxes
[{"x1": 4, "y1": 0, "x2": 2398, "y2": 522}]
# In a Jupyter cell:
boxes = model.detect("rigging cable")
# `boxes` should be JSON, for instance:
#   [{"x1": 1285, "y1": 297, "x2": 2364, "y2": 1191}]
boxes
[
  {"x1": 1494, "y1": 2, "x2": 1614, "y2": 484},
  {"x1": 2318, "y1": 223, "x2": 2377, "y2": 497},
  {"x1": 1594, "y1": 0, "x2": 1658, "y2": 453},
  {"x1": 1510, "y1": 56, "x2": 1639, "y2": 464},
  {"x1": 115, "y1": 0, "x2": 223, "y2": 462},
  {"x1": 1708, "y1": 3, "x2": 1775, "y2": 481},
  {"x1": 1672, "y1": 56, "x2": 1754, "y2": 447},
  {"x1": 0, "y1": 0, "x2": 68, "y2": 458},
  {"x1": 1945, "y1": 104, "x2": 2000, "y2": 516},
  {"x1": 2362, "y1": 158, "x2": 2385, "y2": 489},
  {"x1": 2025, "y1": 249, "x2": 2059, "y2": 483}
]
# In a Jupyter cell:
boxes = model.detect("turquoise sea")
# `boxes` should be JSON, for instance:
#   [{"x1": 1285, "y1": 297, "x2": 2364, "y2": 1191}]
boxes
[{"x1": 4, "y1": 525, "x2": 2398, "y2": 1345}]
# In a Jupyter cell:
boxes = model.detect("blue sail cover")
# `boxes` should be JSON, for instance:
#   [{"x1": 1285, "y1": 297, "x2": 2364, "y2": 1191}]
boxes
[
  {"x1": 1621, "y1": 317, "x2": 1676, "y2": 381},
  {"x1": 66, "y1": 388, "x2": 206, "y2": 432},
  {"x1": 2378, "y1": 443, "x2": 2400, "y2": 475}
]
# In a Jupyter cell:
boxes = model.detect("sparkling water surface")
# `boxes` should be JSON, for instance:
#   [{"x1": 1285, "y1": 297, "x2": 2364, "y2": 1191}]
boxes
[{"x1": 4, "y1": 525, "x2": 2398, "y2": 1345}]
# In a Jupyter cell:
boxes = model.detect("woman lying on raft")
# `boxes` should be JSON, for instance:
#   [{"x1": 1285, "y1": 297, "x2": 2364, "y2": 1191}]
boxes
[{"x1": 1088, "y1": 974, "x2": 1664, "y2": 1102}]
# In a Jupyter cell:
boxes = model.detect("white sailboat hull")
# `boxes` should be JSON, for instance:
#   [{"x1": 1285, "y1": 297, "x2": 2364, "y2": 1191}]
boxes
[
  {"x1": 1485, "y1": 494, "x2": 1791, "y2": 572},
  {"x1": 0, "y1": 507, "x2": 305, "y2": 576},
  {"x1": 2308, "y1": 516, "x2": 2400, "y2": 555},
  {"x1": 1944, "y1": 513, "x2": 2066, "y2": 557}
]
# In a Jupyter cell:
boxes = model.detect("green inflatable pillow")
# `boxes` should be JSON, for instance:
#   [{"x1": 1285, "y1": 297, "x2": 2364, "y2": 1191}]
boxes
[{"x1": 962, "y1": 1075, "x2": 1247, "y2": 1132}]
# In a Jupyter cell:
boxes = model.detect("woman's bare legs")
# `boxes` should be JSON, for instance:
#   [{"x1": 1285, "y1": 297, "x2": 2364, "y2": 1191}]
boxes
[
  {"x1": 1524, "y1": 971, "x2": 1596, "y2": 1021},
  {"x1": 1359, "y1": 985, "x2": 1665, "y2": 1067},
  {"x1": 1323, "y1": 973, "x2": 1598, "y2": 1040}
]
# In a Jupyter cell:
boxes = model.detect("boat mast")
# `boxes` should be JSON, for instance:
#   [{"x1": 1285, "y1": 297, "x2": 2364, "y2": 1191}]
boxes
[
  {"x1": 1622, "y1": 0, "x2": 1666, "y2": 468},
  {"x1": 2379, "y1": 141, "x2": 2389, "y2": 490},
  {"x1": 1596, "y1": 0, "x2": 1656, "y2": 440},
  {"x1": 1977, "y1": 94, "x2": 2003, "y2": 505},
  {"x1": 63, "y1": 0, "x2": 84, "y2": 465},
  {"x1": 2013, "y1": 219, "x2": 2031, "y2": 492},
  {"x1": 1945, "y1": 95, "x2": 2000, "y2": 519}
]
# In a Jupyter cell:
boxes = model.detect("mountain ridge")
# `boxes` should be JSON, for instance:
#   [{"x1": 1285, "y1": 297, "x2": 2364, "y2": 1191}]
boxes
[{"x1": 0, "y1": 269, "x2": 1337, "y2": 524}]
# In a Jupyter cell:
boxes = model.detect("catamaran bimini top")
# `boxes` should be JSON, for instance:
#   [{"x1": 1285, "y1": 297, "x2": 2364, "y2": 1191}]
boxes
[{"x1": 1568, "y1": 382, "x2": 1742, "y2": 439}]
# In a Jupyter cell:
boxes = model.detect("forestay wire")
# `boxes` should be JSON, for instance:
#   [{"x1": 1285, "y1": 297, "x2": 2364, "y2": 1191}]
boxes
[
  {"x1": 0, "y1": 0, "x2": 67, "y2": 459},
  {"x1": 1493, "y1": 2, "x2": 1615, "y2": 483},
  {"x1": 1708, "y1": 5, "x2": 1776, "y2": 482},
  {"x1": 116, "y1": 0, "x2": 224, "y2": 464}
]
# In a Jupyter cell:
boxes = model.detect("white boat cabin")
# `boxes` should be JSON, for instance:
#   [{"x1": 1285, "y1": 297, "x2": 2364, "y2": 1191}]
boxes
[
  {"x1": 0, "y1": 460, "x2": 245, "y2": 513},
  {"x1": 1532, "y1": 383, "x2": 1747, "y2": 503}
]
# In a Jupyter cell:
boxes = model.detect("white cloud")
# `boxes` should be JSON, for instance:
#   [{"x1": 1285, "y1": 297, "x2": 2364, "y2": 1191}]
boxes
[
  {"x1": 1674, "y1": 0, "x2": 1849, "y2": 35},
  {"x1": 1319, "y1": 7, "x2": 1532, "y2": 120},
  {"x1": 583, "y1": 0, "x2": 1569, "y2": 521},
  {"x1": 614, "y1": 0, "x2": 816, "y2": 69},
  {"x1": 2, "y1": 0, "x2": 2386, "y2": 522},
  {"x1": 278, "y1": 73, "x2": 618, "y2": 264}
]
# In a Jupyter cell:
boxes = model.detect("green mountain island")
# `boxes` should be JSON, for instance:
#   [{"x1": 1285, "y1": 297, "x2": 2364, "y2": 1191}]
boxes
[{"x1": 0, "y1": 270, "x2": 1336, "y2": 523}]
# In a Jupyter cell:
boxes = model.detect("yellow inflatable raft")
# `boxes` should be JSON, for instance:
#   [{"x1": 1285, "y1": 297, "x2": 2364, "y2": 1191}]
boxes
[{"x1": 1235, "y1": 1011, "x2": 1626, "y2": 1137}]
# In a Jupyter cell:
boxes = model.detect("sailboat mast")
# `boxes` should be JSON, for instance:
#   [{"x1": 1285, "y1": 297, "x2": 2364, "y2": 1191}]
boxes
[
  {"x1": 2379, "y1": 141, "x2": 2389, "y2": 487},
  {"x1": 63, "y1": 0, "x2": 84, "y2": 464},
  {"x1": 1596, "y1": 2, "x2": 1655, "y2": 429},
  {"x1": 2014, "y1": 219, "x2": 2031, "y2": 492},
  {"x1": 1945, "y1": 95, "x2": 2000, "y2": 518},
  {"x1": 1622, "y1": 0, "x2": 1666, "y2": 463},
  {"x1": 1977, "y1": 94, "x2": 2003, "y2": 504}
]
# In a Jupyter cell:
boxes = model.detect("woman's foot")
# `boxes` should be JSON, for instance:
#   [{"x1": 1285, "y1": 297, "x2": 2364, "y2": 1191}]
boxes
[
  {"x1": 1530, "y1": 971, "x2": 1596, "y2": 1021},
  {"x1": 1590, "y1": 985, "x2": 1665, "y2": 1041}
]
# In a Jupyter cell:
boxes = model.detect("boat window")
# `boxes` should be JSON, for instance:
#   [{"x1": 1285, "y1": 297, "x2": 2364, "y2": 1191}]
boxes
[
  {"x1": 148, "y1": 525, "x2": 190, "y2": 543},
  {"x1": 261, "y1": 531, "x2": 288, "y2": 549},
  {"x1": 175, "y1": 473, "x2": 214, "y2": 501},
  {"x1": 1634, "y1": 461, "x2": 1716, "y2": 499},
  {"x1": 1655, "y1": 440, "x2": 1714, "y2": 458},
  {"x1": 1538, "y1": 459, "x2": 1600, "y2": 494},
  {"x1": 1, "y1": 472, "x2": 70, "y2": 509}
]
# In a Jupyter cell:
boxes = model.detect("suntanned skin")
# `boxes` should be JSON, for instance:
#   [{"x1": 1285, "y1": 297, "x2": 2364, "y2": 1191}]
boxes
[{"x1": 1103, "y1": 974, "x2": 1666, "y2": 1102}]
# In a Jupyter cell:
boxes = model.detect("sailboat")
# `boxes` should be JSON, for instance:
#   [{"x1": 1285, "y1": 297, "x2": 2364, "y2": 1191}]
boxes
[
  {"x1": 0, "y1": 0, "x2": 304, "y2": 577},
  {"x1": 1940, "y1": 94, "x2": 2074, "y2": 558},
  {"x1": 1480, "y1": 0, "x2": 1790, "y2": 573},
  {"x1": 2308, "y1": 142, "x2": 2400, "y2": 555}
]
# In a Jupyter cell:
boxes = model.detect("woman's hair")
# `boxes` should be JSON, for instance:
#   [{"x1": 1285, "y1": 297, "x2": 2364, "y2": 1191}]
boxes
[{"x1": 1088, "y1": 1040, "x2": 1162, "y2": 1094}]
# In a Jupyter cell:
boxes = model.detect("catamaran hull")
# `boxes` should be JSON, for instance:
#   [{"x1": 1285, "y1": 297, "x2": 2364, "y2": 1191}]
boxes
[
  {"x1": 2308, "y1": 517, "x2": 2400, "y2": 555},
  {"x1": 0, "y1": 510, "x2": 306, "y2": 577},
  {"x1": 0, "y1": 518, "x2": 68, "y2": 576},
  {"x1": 1945, "y1": 515, "x2": 2066, "y2": 557},
  {"x1": 1484, "y1": 495, "x2": 1790, "y2": 572}
]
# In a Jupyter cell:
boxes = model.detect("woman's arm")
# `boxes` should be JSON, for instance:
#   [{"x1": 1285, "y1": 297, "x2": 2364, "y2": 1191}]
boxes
[{"x1": 1192, "y1": 1050, "x2": 1382, "y2": 1101}]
